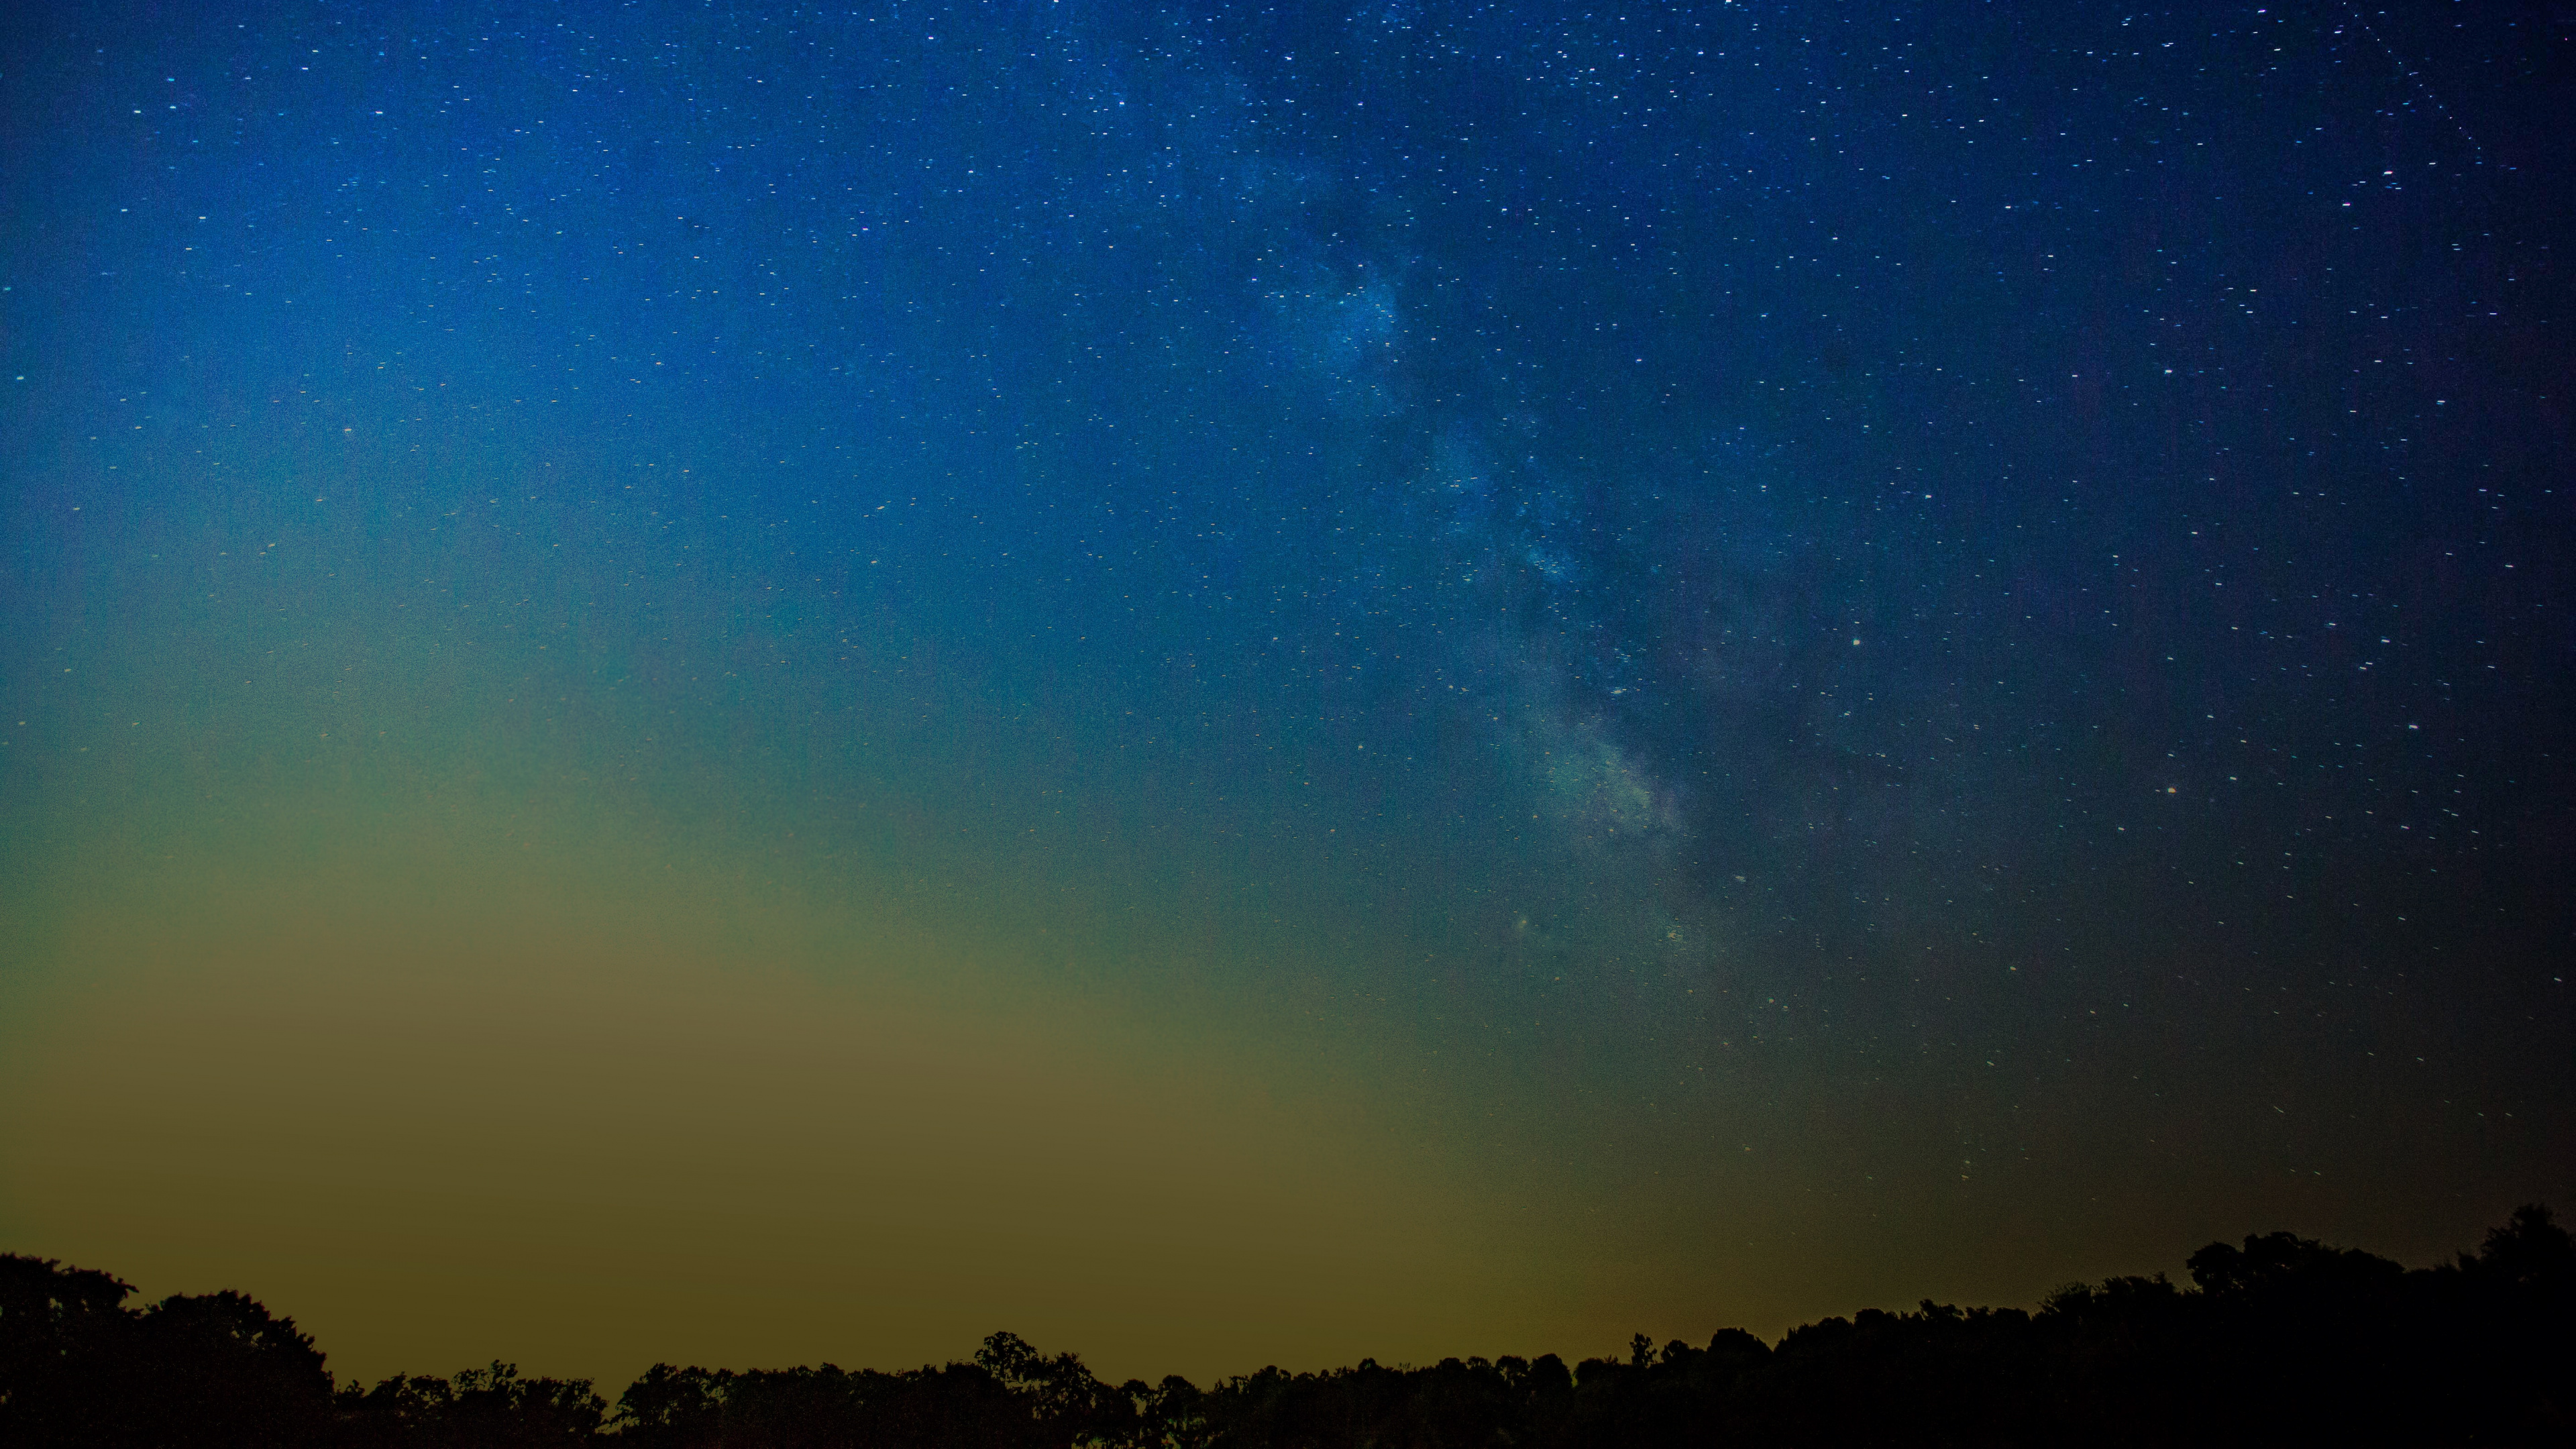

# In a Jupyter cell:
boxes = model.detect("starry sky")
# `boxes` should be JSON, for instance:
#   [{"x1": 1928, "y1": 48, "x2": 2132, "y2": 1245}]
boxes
[{"x1": 3, "y1": 0, "x2": 2569, "y2": 1392}]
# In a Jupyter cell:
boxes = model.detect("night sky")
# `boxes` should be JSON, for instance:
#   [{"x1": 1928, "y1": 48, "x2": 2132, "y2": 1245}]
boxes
[{"x1": 4, "y1": 0, "x2": 2569, "y2": 1393}]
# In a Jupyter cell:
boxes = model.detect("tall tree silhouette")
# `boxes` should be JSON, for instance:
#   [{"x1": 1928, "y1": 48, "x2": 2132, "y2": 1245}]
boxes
[
  {"x1": 0, "y1": 1254, "x2": 139, "y2": 1444},
  {"x1": 0, "y1": 1258, "x2": 332, "y2": 1448}
]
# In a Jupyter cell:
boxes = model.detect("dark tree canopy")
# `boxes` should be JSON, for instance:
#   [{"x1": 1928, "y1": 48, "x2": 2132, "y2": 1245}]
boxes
[{"x1": 3, "y1": 1205, "x2": 2568, "y2": 1447}]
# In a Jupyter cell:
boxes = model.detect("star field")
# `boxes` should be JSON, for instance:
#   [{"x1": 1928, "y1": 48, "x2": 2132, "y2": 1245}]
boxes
[{"x1": 2, "y1": 0, "x2": 2567, "y2": 1388}]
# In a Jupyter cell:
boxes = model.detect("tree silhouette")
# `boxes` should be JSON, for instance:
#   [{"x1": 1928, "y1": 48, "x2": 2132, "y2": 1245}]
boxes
[
  {"x1": 339, "y1": 1360, "x2": 605, "y2": 1448},
  {"x1": 5, "y1": 1204, "x2": 2570, "y2": 1446},
  {"x1": 0, "y1": 1258, "x2": 331, "y2": 1448},
  {"x1": 0, "y1": 1254, "x2": 139, "y2": 1445},
  {"x1": 2463, "y1": 1202, "x2": 2574, "y2": 1295}
]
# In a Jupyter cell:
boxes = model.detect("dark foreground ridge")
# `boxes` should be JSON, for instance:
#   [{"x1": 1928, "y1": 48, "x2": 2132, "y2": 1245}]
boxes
[{"x1": 4, "y1": 1206, "x2": 2568, "y2": 1447}]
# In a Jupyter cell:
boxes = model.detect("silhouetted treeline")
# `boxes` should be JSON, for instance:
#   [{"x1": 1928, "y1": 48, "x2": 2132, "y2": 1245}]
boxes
[{"x1": 5, "y1": 1205, "x2": 2568, "y2": 1446}]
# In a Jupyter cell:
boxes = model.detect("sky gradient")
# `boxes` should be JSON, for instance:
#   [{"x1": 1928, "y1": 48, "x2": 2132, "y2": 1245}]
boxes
[{"x1": 4, "y1": 0, "x2": 2570, "y2": 1392}]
